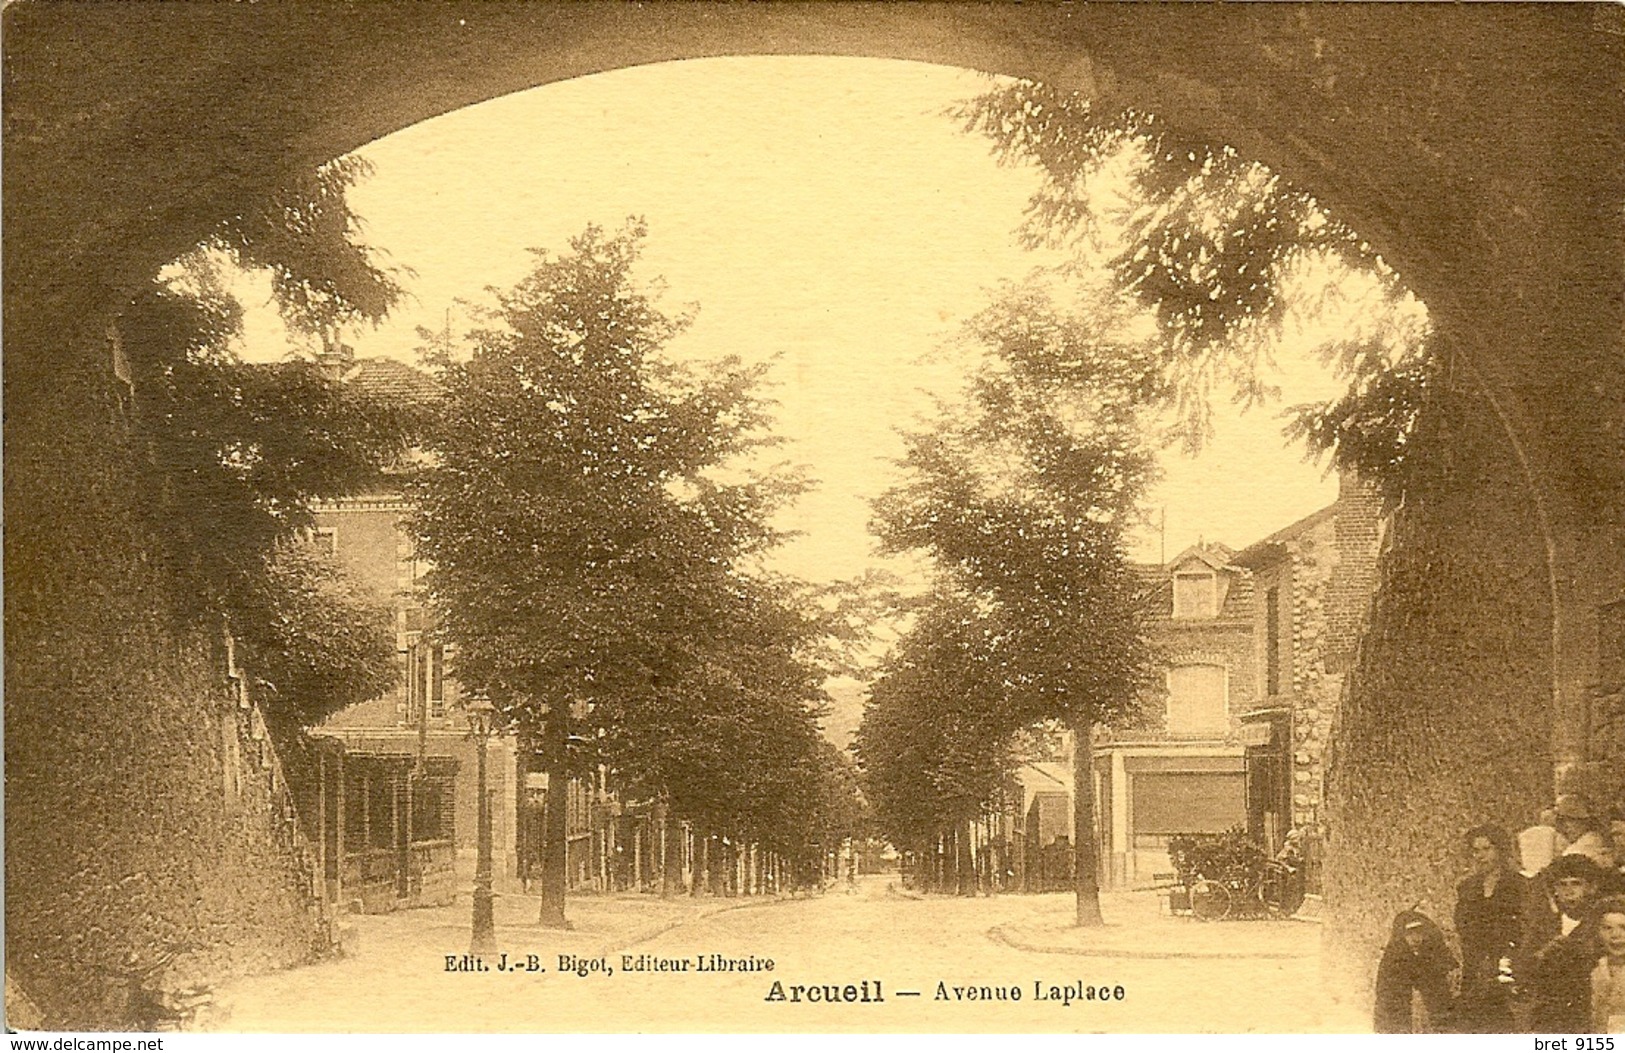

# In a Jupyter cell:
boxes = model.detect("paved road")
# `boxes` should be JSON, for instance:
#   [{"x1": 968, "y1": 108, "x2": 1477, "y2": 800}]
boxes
[{"x1": 210, "y1": 877, "x2": 1368, "y2": 1032}]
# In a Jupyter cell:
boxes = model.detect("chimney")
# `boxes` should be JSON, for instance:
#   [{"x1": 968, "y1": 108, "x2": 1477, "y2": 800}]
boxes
[
  {"x1": 316, "y1": 328, "x2": 354, "y2": 379},
  {"x1": 1326, "y1": 470, "x2": 1384, "y2": 672}
]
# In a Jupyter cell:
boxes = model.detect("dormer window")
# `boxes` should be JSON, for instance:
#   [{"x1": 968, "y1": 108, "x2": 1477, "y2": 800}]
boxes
[{"x1": 1173, "y1": 571, "x2": 1218, "y2": 619}]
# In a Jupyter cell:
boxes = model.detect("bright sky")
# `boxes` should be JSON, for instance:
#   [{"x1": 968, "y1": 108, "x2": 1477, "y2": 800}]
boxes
[{"x1": 237, "y1": 56, "x2": 1350, "y2": 585}]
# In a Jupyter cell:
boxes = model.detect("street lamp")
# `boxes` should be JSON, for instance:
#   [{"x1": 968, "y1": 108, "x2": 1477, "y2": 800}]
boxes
[{"x1": 465, "y1": 692, "x2": 498, "y2": 957}]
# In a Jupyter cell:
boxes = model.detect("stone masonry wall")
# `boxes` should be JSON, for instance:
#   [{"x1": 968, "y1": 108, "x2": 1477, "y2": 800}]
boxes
[
  {"x1": 5, "y1": 347, "x2": 329, "y2": 1029},
  {"x1": 1322, "y1": 400, "x2": 1553, "y2": 1004},
  {"x1": 1326, "y1": 476, "x2": 1385, "y2": 675},
  {"x1": 1287, "y1": 530, "x2": 1335, "y2": 836},
  {"x1": 1291, "y1": 481, "x2": 1384, "y2": 837}
]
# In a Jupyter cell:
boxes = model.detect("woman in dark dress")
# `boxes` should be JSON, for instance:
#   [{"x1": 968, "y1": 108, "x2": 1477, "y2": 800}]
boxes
[{"x1": 1453, "y1": 824, "x2": 1526, "y2": 1032}]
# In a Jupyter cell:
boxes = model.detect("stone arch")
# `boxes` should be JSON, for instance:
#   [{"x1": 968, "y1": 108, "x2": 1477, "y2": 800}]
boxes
[
  {"x1": 4, "y1": 3, "x2": 1620, "y2": 1024},
  {"x1": 8, "y1": 4, "x2": 1613, "y2": 598}
]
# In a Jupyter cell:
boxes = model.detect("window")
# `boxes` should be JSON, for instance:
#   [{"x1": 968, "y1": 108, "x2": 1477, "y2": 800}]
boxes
[
  {"x1": 404, "y1": 640, "x2": 445, "y2": 722},
  {"x1": 403, "y1": 638, "x2": 421, "y2": 722},
  {"x1": 1167, "y1": 663, "x2": 1228, "y2": 737},
  {"x1": 1265, "y1": 587, "x2": 1282, "y2": 696},
  {"x1": 1172, "y1": 572, "x2": 1217, "y2": 618},
  {"x1": 429, "y1": 644, "x2": 445, "y2": 718}
]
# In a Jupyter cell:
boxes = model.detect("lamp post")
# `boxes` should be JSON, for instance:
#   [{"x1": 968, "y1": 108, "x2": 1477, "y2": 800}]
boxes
[{"x1": 465, "y1": 693, "x2": 497, "y2": 957}]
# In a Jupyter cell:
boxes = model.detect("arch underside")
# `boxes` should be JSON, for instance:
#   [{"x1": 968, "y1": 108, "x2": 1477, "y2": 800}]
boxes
[{"x1": 7, "y1": 3, "x2": 1618, "y2": 529}]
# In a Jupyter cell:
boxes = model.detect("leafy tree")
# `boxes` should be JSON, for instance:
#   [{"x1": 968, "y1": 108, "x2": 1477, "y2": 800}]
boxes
[
  {"x1": 1282, "y1": 337, "x2": 1436, "y2": 494},
  {"x1": 856, "y1": 587, "x2": 1021, "y2": 886},
  {"x1": 411, "y1": 221, "x2": 833, "y2": 919},
  {"x1": 600, "y1": 572, "x2": 836, "y2": 862},
  {"x1": 957, "y1": 79, "x2": 1434, "y2": 489},
  {"x1": 231, "y1": 539, "x2": 399, "y2": 734},
  {"x1": 209, "y1": 156, "x2": 406, "y2": 338},
  {"x1": 869, "y1": 277, "x2": 1161, "y2": 923},
  {"x1": 118, "y1": 158, "x2": 413, "y2": 734},
  {"x1": 803, "y1": 739, "x2": 867, "y2": 860},
  {"x1": 585, "y1": 566, "x2": 849, "y2": 894}
]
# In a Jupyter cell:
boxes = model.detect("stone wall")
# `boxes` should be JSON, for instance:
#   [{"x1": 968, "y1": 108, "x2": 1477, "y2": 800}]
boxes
[
  {"x1": 1285, "y1": 528, "x2": 1336, "y2": 836},
  {"x1": 1322, "y1": 394, "x2": 1554, "y2": 1003},
  {"x1": 4, "y1": 345, "x2": 330, "y2": 1029},
  {"x1": 1326, "y1": 477, "x2": 1384, "y2": 675}
]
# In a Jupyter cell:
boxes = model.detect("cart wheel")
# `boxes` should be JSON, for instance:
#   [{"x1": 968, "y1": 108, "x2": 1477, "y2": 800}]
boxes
[{"x1": 1190, "y1": 879, "x2": 1232, "y2": 921}]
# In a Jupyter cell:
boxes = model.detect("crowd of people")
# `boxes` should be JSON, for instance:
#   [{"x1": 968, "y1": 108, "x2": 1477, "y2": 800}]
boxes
[{"x1": 1373, "y1": 794, "x2": 1625, "y2": 1034}]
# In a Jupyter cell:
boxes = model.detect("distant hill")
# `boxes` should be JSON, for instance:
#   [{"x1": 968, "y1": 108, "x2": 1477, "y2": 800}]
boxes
[{"x1": 820, "y1": 676, "x2": 867, "y2": 751}]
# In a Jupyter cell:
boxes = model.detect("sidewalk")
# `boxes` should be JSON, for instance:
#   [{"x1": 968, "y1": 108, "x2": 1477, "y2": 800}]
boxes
[
  {"x1": 985, "y1": 889, "x2": 1371, "y2": 1032},
  {"x1": 341, "y1": 887, "x2": 765, "y2": 960},
  {"x1": 206, "y1": 887, "x2": 773, "y2": 1031},
  {"x1": 989, "y1": 889, "x2": 1318, "y2": 960}
]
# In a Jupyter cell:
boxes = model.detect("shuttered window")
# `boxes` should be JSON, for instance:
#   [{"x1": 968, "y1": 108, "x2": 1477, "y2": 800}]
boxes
[
  {"x1": 1167, "y1": 663, "x2": 1228, "y2": 737},
  {"x1": 1173, "y1": 572, "x2": 1217, "y2": 618},
  {"x1": 1133, "y1": 773, "x2": 1246, "y2": 834}
]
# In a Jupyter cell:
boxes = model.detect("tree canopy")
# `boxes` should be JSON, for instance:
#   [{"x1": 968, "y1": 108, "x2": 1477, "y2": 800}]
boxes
[
  {"x1": 861, "y1": 276, "x2": 1162, "y2": 919},
  {"x1": 957, "y1": 79, "x2": 1436, "y2": 492},
  {"x1": 410, "y1": 220, "x2": 855, "y2": 864},
  {"x1": 871, "y1": 279, "x2": 1161, "y2": 728},
  {"x1": 120, "y1": 159, "x2": 412, "y2": 728},
  {"x1": 209, "y1": 156, "x2": 407, "y2": 338},
  {"x1": 855, "y1": 587, "x2": 1024, "y2": 855}
]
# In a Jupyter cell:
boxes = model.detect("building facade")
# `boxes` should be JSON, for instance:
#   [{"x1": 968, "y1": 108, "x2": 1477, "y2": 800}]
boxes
[
  {"x1": 1229, "y1": 473, "x2": 1383, "y2": 891},
  {"x1": 298, "y1": 354, "x2": 523, "y2": 913},
  {"x1": 1088, "y1": 475, "x2": 1383, "y2": 890},
  {"x1": 309, "y1": 487, "x2": 522, "y2": 912},
  {"x1": 1094, "y1": 544, "x2": 1258, "y2": 887}
]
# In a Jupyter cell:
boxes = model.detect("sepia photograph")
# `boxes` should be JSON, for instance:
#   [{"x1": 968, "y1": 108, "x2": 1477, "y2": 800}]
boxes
[{"x1": 4, "y1": 1, "x2": 1623, "y2": 1038}]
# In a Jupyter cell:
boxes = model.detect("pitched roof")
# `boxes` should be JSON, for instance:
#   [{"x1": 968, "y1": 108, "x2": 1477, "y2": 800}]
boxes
[
  {"x1": 1230, "y1": 502, "x2": 1338, "y2": 569},
  {"x1": 1133, "y1": 542, "x2": 1255, "y2": 620},
  {"x1": 343, "y1": 356, "x2": 440, "y2": 403},
  {"x1": 1131, "y1": 562, "x2": 1169, "y2": 594},
  {"x1": 1219, "y1": 573, "x2": 1255, "y2": 619},
  {"x1": 1169, "y1": 543, "x2": 1235, "y2": 572}
]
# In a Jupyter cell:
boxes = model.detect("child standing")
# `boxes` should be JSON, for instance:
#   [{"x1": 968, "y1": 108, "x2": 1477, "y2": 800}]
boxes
[{"x1": 1374, "y1": 909, "x2": 1457, "y2": 1032}]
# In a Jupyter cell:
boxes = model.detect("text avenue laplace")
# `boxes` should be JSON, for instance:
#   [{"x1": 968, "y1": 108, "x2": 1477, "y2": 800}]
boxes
[{"x1": 763, "y1": 980, "x2": 1126, "y2": 1006}]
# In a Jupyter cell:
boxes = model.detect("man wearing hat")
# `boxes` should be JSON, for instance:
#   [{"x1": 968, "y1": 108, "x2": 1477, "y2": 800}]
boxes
[
  {"x1": 1521, "y1": 854, "x2": 1607, "y2": 1033},
  {"x1": 1555, "y1": 794, "x2": 1616, "y2": 870}
]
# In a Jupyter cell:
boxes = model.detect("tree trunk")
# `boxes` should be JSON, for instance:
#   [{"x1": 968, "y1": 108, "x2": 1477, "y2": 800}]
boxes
[
  {"x1": 1072, "y1": 719, "x2": 1104, "y2": 926},
  {"x1": 659, "y1": 803, "x2": 679, "y2": 899},
  {"x1": 957, "y1": 820, "x2": 975, "y2": 897},
  {"x1": 514, "y1": 735, "x2": 531, "y2": 891},
  {"x1": 709, "y1": 835, "x2": 726, "y2": 896},
  {"x1": 538, "y1": 712, "x2": 570, "y2": 928},
  {"x1": 692, "y1": 828, "x2": 707, "y2": 897}
]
